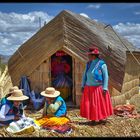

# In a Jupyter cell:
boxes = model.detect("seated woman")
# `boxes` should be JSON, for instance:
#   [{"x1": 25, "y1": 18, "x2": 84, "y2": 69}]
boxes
[
  {"x1": 41, "y1": 87, "x2": 67, "y2": 117},
  {"x1": 34, "y1": 87, "x2": 71, "y2": 133},
  {"x1": 0, "y1": 88, "x2": 29, "y2": 126}
]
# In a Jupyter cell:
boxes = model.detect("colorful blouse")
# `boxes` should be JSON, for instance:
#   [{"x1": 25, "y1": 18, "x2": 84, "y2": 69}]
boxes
[
  {"x1": 43, "y1": 96, "x2": 67, "y2": 117},
  {"x1": 0, "y1": 97, "x2": 25, "y2": 126},
  {"x1": 82, "y1": 58, "x2": 109, "y2": 90}
]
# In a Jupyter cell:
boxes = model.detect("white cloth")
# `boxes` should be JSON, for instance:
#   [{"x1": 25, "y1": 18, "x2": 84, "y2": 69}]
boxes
[
  {"x1": 7, "y1": 117, "x2": 40, "y2": 133},
  {"x1": 0, "y1": 105, "x2": 14, "y2": 121}
]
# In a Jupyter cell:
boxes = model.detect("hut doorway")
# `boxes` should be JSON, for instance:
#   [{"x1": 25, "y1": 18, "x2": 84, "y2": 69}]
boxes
[{"x1": 51, "y1": 50, "x2": 73, "y2": 103}]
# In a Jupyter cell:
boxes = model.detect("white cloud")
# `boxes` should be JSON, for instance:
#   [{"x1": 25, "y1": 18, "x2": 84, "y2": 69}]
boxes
[
  {"x1": 1, "y1": 10, "x2": 139, "y2": 56},
  {"x1": 113, "y1": 22, "x2": 140, "y2": 48},
  {"x1": 80, "y1": 13, "x2": 90, "y2": 19},
  {"x1": 94, "y1": 19, "x2": 98, "y2": 22},
  {"x1": 79, "y1": 13, "x2": 99, "y2": 21},
  {"x1": 0, "y1": 11, "x2": 53, "y2": 55},
  {"x1": 134, "y1": 11, "x2": 140, "y2": 15},
  {"x1": 87, "y1": 4, "x2": 101, "y2": 9}
]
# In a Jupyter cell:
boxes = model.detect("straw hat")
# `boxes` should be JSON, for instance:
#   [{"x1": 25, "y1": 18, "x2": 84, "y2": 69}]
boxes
[
  {"x1": 40, "y1": 87, "x2": 60, "y2": 98},
  {"x1": 4, "y1": 86, "x2": 19, "y2": 97},
  {"x1": 9, "y1": 86, "x2": 19, "y2": 94},
  {"x1": 7, "y1": 89, "x2": 29, "y2": 101}
]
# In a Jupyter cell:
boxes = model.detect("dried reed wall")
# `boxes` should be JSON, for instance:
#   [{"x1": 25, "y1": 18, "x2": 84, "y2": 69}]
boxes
[{"x1": 111, "y1": 52, "x2": 140, "y2": 106}]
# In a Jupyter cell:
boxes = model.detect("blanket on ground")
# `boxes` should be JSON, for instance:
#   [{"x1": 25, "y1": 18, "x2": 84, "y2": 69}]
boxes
[
  {"x1": 42, "y1": 124, "x2": 72, "y2": 134},
  {"x1": 114, "y1": 104, "x2": 140, "y2": 118},
  {"x1": 34, "y1": 116, "x2": 72, "y2": 133}
]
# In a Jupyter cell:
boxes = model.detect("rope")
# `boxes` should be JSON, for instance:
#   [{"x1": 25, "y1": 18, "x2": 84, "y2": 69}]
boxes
[
  {"x1": 17, "y1": 48, "x2": 24, "y2": 60},
  {"x1": 104, "y1": 25, "x2": 140, "y2": 66}
]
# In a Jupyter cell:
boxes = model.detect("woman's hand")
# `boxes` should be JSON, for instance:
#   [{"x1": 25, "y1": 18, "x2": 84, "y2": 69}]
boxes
[
  {"x1": 46, "y1": 98, "x2": 53, "y2": 104},
  {"x1": 103, "y1": 90, "x2": 107, "y2": 96},
  {"x1": 47, "y1": 99, "x2": 51, "y2": 104},
  {"x1": 14, "y1": 115, "x2": 20, "y2": 121},
  {"x1": 81, "y1": 87, "x2": 84, "y2": 93}
]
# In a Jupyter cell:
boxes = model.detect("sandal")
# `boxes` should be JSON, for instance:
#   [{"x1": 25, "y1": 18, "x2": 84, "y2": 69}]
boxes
[{"x1": 98, "y1": 119, "x2": 107, "y2": 125}]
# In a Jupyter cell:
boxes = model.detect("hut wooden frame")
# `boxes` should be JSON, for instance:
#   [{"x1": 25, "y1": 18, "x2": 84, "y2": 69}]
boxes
[{"x1": 8, "y1": 10, "x2": 140, "y2": 107}]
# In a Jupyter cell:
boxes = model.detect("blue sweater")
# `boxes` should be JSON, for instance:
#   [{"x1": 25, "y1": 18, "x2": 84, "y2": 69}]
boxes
[
  {"x1": 45, "y1": 96, "x2": 67, "y2": 117},
  {"x1": 82, "y1": 58, "x2": 109, "y2": 90},
  {"x1": 54, "y1": 96, "x2": 67, "y2": 117},
  {"x1": 0, "y1": 97, "x2": 25, "y2": 126}
]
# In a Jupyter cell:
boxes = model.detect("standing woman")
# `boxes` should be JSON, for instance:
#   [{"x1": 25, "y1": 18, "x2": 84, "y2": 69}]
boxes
[{"x1": 80, "y1": 46, "x2": 113, "y2": 124}]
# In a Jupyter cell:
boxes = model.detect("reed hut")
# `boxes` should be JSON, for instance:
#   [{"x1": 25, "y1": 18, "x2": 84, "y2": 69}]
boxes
[{"x1": 8, "y1": 10, "x2": 140, "y2": 106}]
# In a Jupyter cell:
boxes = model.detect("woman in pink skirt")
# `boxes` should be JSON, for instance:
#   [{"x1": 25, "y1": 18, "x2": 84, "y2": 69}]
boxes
[{"x1": 80, "y1": 46, "x2": 113, "y2": 124}]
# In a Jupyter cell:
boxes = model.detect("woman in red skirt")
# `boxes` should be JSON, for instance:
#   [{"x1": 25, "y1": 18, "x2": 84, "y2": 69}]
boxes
[{"x1": 80, "y1": 46, "x2": 113, "y2": 124}]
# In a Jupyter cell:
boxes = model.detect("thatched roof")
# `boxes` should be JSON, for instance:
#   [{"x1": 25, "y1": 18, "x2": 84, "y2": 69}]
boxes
[{"x1": 8, "y1": 10, "x2": 138, "y2": 91}]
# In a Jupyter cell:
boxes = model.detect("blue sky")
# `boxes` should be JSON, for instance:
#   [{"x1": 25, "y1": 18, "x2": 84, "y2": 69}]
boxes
[{"x1": 0, "y1": 3, "x2": 140, "y2": 55}]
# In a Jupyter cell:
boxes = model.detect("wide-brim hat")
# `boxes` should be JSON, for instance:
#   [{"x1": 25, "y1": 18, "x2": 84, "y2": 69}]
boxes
[
  {"x1": 5, "y1": 86, "x2": 20, "y2": 97},
  {"x1": 8, "y1": 86, "x2": 24, "y2": 94},
  {"x1": 87, "y1": 45, "x2": 100, "y2": 55},
  {"x1": 40, "y1": 87, "x2": 60, "y2": 98},
  {"x1": 8, "y1": 86, "x2": 19, "y2": 94},
  {"x1": 7, "y1": 89, "x2": 29, "y2": 101}
]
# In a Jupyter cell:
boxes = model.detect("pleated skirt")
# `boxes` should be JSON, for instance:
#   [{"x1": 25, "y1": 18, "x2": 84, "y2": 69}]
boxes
[{"x1": 80, "y1": 85, "x2": 113, "y2": 121}]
